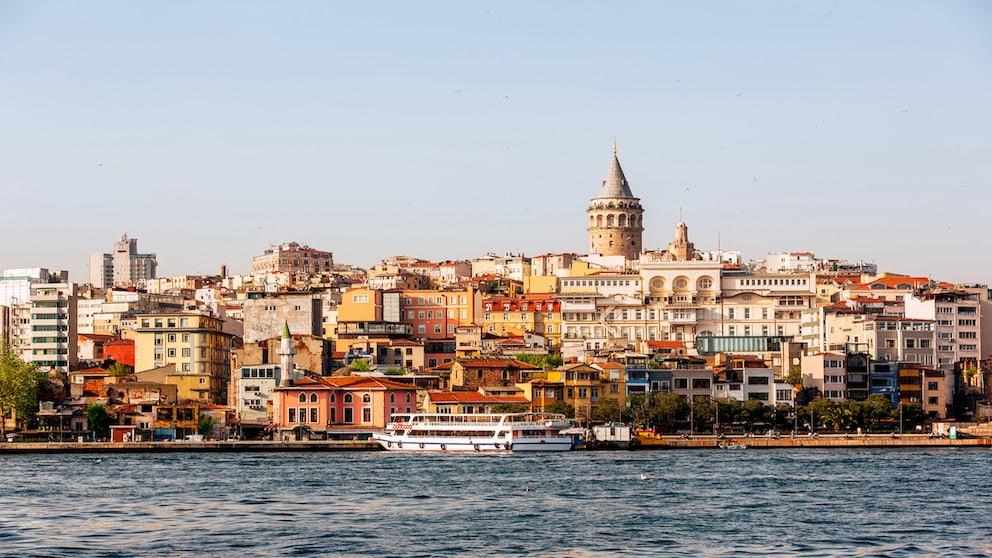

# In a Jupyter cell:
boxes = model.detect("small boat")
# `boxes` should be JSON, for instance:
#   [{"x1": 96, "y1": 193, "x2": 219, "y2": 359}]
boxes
[
  {"x1": 718, "y1": 443, "x2": 747, "y2": 450},
  {"x1": 373, "y1": 412, "x2": 573, "y2": 452},
  {"x1": 634, "y1": 429, "x2": 668, "y2": 450}
]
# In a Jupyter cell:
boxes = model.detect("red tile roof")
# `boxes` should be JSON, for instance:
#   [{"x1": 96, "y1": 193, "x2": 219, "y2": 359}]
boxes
[
  {"x1": 646, "y1": 340, "x2": 686, "y2": 349},
  {"x1": 427, "y1": 392, "x2": 529, "y2": 404},
  {"x1": 456, "y1": 359, "x2": 540, "y2": 369}
]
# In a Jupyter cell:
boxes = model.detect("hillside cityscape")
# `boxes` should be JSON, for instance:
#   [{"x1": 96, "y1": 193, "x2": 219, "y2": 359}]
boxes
[{"x1": 2, "y1": 147, "x2": 989, "y2": 442}]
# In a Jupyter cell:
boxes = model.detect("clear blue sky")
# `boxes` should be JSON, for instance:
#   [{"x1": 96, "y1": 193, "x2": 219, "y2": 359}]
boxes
[{"x1": 2, "y1": 1, "x2": 990, "y2": 283}]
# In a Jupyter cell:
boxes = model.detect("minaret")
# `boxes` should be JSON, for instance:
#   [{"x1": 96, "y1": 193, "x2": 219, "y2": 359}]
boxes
[
  {"x1": 587, "y1": 141, "x2": 644, "y2": 260},
  {"x1": 277, "y1": 321, "x2": 297, "y2": 387}
]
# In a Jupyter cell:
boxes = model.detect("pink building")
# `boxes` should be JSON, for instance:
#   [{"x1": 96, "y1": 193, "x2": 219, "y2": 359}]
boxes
[{"x1": 272, "y1": 375, "x2": 418, "y2": 438}]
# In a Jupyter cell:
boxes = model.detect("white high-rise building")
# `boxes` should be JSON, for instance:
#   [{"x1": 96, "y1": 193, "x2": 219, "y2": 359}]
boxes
[
  {"x1": 88, "y1": 233, "x2": 158, "y2": 288},
  {"x1": 9, "y1": 281, "x2": 78, "y2": 373}
]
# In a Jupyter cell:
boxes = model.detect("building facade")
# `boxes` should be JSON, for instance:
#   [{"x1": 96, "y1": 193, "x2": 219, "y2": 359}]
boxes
[
  {"x1": 250, "y1": 241, "x2": 334, "y2": 275},
  {"x1": 134, "y1": 313, "x2": 232, "y2": 403},
  {"x1": 587, "y1": 144, "x2": 643, "y2": 260},
  {"x1": 88, "y1": 233, "x2": 158, "y2": 288}
]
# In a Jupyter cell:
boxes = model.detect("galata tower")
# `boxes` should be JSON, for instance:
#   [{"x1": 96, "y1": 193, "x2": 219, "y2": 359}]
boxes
[{"x1": 587, "y1": 143, "x2": 644, "y2": 260}]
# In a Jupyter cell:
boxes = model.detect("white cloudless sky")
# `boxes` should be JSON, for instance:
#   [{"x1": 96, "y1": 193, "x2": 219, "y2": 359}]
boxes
[{"x1": 1, "y1": 1, "x2": 990, "y2": 283}]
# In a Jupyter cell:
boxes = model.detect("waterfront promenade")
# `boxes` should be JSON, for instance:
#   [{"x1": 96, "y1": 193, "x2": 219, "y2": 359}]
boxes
[
  {"x1": 662, "y1": 433, "x2": 992, "y2": 449},
  {"x1": 0, "y1": 439, "x2": 382, "y2": 454},
  {"x1": 0, "y1": 434, "x2": 988, "y2": 453}
]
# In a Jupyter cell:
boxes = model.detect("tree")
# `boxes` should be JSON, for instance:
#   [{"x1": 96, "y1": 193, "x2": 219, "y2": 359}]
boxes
[
  {"x1": 652, "y1": 392, "x2": 689, "y2": 429},
  {"x1": 809, "y1": 398, "x2": 839, "y2": 431},
  {"x1": 0, "y1": 340, "x2": 43, "y2": 436},
  {"x1": 691, "y1": 396, "x2": 716, "y2": 426},
  {"x1": 785, "y1": 367, "x2": 803, "y2": 387},
  {"x1": 349, "y1": 358, "x2": 372, "y2": 372},
  {"x1": 384, "y1": 367, "x2": 404, "y2": 376},
  {"x1": 900, "y1": 404, "x2": 926, "y2": 431},
  {"x1": 86, "y1": 404, "x2": 111, "y2": 440},
  {"x1": 491, "y1": 402, "x2": 529, "y2": 413},
  {"x1": 513, "y1": 353, "x2": 562, "y2": 370},
  {"x1": 865, "y1": 394, "x2": 895, "y2": 425},
  {"x1": 625, "y1": 393, "x2": 649, "y2": 426},
  {"x1": 817, "y1": 400, "x2": 850, "y2": 431},
  {"x1": 107, "y1": 362, "x2": 134, "y2": 377},
  {"x1": 199, "y1": 415, "x2": 217, "y2": 437},
  {"x1": 740, "y1": 399, "x2": 770, "y2": 431},
  {"x1": 543, "y1": 400, "x2": 575, "y2": 418},
  {"x1": 716, "y1": 398, "x2": 741, "y2": 427},
  {"x1": 842, "y1": 399, "x2": 871, "y2": 429},
  {"x1": 591, "y1": 398, "x2": 623, "y2": 423}
]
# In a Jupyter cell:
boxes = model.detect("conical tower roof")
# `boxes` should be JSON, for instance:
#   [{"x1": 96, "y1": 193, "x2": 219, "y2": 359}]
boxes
[{"x1": 595, "y1": 143, "x2": 635, "y2": 199}]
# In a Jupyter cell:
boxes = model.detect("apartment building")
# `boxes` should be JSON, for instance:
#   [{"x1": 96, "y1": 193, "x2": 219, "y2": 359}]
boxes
[{"x1": 134, "y1": 313, "x2": 232, "y2": 403}]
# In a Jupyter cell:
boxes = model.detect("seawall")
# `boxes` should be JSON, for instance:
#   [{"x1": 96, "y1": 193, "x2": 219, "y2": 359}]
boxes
[
  {"x1": 663, "y1": 434, "x2": 992, "y2": 449},
  {"x1": 0, "y1": 440, "x2": 382, "y2": 454}
]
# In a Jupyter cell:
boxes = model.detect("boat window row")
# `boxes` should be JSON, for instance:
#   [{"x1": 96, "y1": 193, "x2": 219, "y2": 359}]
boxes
[{"x1": 395, "y1": 430, "x2": 502, "y2": 438}]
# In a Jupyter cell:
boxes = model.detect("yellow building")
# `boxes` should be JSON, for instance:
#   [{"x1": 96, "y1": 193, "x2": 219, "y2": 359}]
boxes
[
  {"x1": 337, "y1": 287, "x2": 384, "y2": 323},
  {"x1": 134, "y1": 313, "x2": 232, "y2": 403},
  {"x1": 547, "y1": 362, "x2": 604, "y2": 421},
  {"x1": 592, "y1": 361, "x2": 628, "y2": 410},
  {"x1": 482, "y1": 295, "x2": 562, "y2": 349}
]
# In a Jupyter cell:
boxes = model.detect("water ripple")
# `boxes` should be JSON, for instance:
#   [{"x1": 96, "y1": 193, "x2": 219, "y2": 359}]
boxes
[{"x1": 0, "y1": 449, "x2": 990, "y2": 556}]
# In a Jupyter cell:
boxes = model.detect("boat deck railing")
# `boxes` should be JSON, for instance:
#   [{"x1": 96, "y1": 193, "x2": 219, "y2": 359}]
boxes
[{"x1": 388, "y1": 413, "x2": 568, "y2": 428}]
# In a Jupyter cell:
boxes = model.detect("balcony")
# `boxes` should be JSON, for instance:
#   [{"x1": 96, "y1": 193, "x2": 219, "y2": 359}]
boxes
[{"x1": 561, "y1": 301, "x2": 596, "y2": 312}]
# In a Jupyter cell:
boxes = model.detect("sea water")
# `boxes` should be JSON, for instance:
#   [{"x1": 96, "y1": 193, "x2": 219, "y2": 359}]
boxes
[{"x1": 0, "y1": 448, "x2": 990, "y2": 557}]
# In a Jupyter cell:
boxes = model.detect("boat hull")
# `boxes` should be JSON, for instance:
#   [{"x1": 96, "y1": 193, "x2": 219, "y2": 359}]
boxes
[{"x1": 373, "y1": 433, "x2": 572, "y2": 452}]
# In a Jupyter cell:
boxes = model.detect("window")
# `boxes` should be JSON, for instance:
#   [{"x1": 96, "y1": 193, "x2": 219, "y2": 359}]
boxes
[
  {"x1": 353, "y1": 294, "x2": 369, "y2": 303},
  {"x1": 310, "y1": 408, "x2": 318, "y2": 423},
  {"x1": 344, "y1": 408, "x2": 353, "y2": 423},
  {"x1": 310, "y1": 393, "x2": 318, "y2": 403},
  {"x1": 692, "y1": 378, "x2": 710, "y2": 389},
  {"x1": 362, "y1": 408, "x2": 372, "y2": 423},
  {"x1": 299, "y1": 393, "x2": 307, "y2": 403},
  {"x1": 344, "y1": 394, "x2": 353, "y2": 403},
  {"x1": 674, "y1": 378, "x2": 688, "y2": 389},
  {"x1": 288, "y1": 408, "x2": 296, "y2": 423},
  {"x1": 362, "y1": 394, "x2": 372, "y2": 404},
  {"x1": 905, "y1": 339, "x2": 915, "y2": 349}
]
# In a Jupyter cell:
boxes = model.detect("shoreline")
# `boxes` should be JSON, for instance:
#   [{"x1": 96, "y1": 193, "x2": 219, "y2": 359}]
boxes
[
  {"x1": 659, "y1": 433, "x2": 992, "y2": 450},
  {"x1": 0, "y1": 434, "x2": 988, "y2": 454},
  {"x1": 0, "y1": 439, "x2": 381, "y2": 454}
]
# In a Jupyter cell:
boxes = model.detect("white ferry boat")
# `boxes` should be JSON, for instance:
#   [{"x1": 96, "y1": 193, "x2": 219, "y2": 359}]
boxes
[{"x1": 373, "y1": 412, "x2": 574, "y2": 452}]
